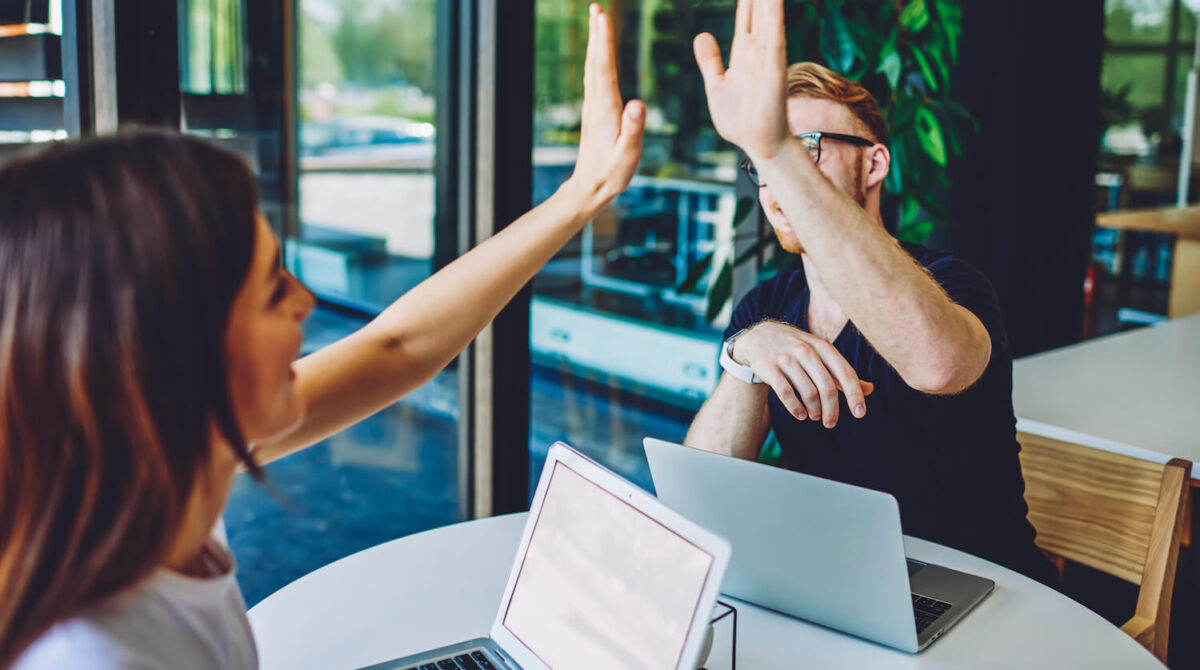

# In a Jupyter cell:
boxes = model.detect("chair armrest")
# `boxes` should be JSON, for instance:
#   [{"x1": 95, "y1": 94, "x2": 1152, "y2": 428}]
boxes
[{"x1": 1121, "y1": 615, "x2": 1155, "y2": 648}]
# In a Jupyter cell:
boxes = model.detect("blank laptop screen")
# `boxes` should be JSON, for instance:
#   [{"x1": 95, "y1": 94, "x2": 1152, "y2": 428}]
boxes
[{"x1": 502, "y1": 461, "x2": 714, "y2": 670}]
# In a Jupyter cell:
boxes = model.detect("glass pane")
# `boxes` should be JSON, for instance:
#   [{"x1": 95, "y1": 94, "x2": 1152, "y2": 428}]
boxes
[
  {"x1": 1106, "y1": 0, "x2": 1174, "y2": 43},
  {"x1": 293, "y1": 0, "x2": 437, "y2": 309},
  {"x1": 529, "y1": 1, "x2": 735, "y2": 494},
  {"x1": 1178, "y1": 0, "x2": 1200, "y2": 42},
  {"x1": 207, "y1": 0, "x2": 458, "y2": 607},
  {"x1": 1101, "y1": 52, "x2": 1169, "y2": 155},
  {"x1": 181, "y1": 0, "x2": 247, "y2": 94},
  {"x1": 0, "y1": 0, "x2": 67, "y2": 149}
]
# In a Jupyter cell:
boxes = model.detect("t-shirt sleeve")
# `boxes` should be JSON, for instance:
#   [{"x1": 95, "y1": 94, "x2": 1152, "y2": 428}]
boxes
[
  {"x1": 924, "y1": 254, "x2": 1008, "y2": 350},
  {"x1": 724, "y1": 282, "x2": 765, "y2": 341}
]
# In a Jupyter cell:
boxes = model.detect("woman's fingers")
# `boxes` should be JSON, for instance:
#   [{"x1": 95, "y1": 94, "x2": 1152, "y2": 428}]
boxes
[
  {"x1": 594, "y1": 4, "x2": 620, "y2": 110},
  {"x1": 582, "y1": 5, "x2": 620, "y2": 139},
  {"x1": 607, "y1": 100, "x2": 646, "y2": 192}
]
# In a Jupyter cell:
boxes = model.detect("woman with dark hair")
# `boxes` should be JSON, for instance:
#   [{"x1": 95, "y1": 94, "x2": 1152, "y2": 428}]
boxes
[{"x1": 0, "y1": 6, "x2": 639, "y2": 668}]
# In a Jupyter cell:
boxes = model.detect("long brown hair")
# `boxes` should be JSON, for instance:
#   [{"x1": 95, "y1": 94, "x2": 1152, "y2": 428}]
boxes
[{"x1": 0, "y1": 131, "x2": 265, "y2": 666}]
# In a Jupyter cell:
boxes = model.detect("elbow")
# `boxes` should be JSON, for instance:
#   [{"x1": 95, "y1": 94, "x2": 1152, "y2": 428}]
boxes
[
  {"x1": 904, "y1": 330, "x2": 992, "y2": 396},
  {"x1": 907, "y1": 365, "x2": 981, "y2": 396}
]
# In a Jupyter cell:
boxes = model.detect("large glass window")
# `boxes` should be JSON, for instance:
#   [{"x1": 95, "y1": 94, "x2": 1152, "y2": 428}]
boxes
[
  {"x1": 529, "y1": 1, "x2": 738, "y2": 493},
  {"x1": 202, "y1": 0, "x2": 459, "y2": 607},
  {"x1": 1100, "y1": 0, "x2": 1198, "y2": 161}
]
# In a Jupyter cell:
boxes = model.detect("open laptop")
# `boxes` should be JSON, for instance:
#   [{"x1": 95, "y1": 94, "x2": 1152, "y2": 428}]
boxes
[
  {"x1": 643, "y1": 437, "x2": 994, "y2": 653},
  {"x1": 361, "y1": 441, "x2": 731, "y2": 670}
]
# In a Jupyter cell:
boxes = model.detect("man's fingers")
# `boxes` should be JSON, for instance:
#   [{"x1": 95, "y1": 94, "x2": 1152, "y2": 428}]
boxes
[
  {"x1": 793, "y1": 349, "x2": 839, "y2": 428},
  {"x1": 756, "y1": 0, "x2": 785, "y2": 48},
  {"x1": 814, "y1": 343, "x2": 866, "y2": 419},
  {"x1": 861, "y1": 380, "x2": 875, "y2": 396},
  {"x1": 734, "y1": 0, "x2": 751, "y2": 35},
  {"x1": 759, "y1": 369, "x2": 808, "y2": 421},
  {"x1": 693, "y1": 33, "x2": 726, "y2": 86},
  {"x1": 779, "y1": 359, "x2": 821, "y2": 421}
]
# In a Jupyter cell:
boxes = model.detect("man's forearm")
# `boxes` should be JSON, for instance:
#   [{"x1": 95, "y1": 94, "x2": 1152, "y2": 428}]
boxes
[
  {"x1": 684, "y1": 375, "x2": 771, "y2": 460},
  {"x1": 752, "y1": 139, "x2": 990, "y2": 393}
]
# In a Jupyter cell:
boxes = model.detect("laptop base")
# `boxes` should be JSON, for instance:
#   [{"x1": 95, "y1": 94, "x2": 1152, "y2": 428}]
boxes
[{"x1": 356, "y1": 638, "x2": 517, "y2": 670}]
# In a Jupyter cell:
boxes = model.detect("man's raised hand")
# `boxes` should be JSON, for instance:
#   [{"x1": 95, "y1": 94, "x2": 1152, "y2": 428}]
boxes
[{"x1": 693, "y1": 0, "x2": 791, "y2": 162}]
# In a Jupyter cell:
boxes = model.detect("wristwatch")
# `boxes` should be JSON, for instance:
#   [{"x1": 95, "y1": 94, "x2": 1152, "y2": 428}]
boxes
[{"x1": 719, "y1": 328, "x2": 762, "y2": 384}]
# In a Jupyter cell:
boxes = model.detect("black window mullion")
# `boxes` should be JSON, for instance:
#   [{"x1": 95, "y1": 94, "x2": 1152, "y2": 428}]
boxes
[{"x1": 469, "y1": 0, "x2": 533, "y2": 518}]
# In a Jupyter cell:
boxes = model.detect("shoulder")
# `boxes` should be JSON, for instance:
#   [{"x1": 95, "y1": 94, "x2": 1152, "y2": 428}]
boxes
[
  {"x1": 15, "y1": 619, "x2": 153, "y2": 670},
  {"x1": 17, "y1": 564, "x2": 254, "y2": 670},
  {"x1": 900, "y1": 242, "x2": 1008, "y2": 340},
  {"x1": 902, "y1": 242, "x2": 990, "y2": 285}
]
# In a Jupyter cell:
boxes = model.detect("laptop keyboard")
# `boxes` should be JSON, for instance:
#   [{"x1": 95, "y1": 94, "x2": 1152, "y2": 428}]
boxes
[
  {"x1": 912, "y1": 593, "x2": 952, "y2": 634},
  {"x1": 400, "y1": 650, "x2": 497, "y2": 670}
]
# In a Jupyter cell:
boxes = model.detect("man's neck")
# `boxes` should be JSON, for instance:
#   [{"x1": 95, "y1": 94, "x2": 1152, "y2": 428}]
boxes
[{"x1": 801, "y1": 253, "x2": 848, "y2": 342}]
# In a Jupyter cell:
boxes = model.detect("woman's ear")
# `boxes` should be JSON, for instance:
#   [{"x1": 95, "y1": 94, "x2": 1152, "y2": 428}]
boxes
[{"x1": 864, "y1": 143, "x2": 890, "y2": 191}]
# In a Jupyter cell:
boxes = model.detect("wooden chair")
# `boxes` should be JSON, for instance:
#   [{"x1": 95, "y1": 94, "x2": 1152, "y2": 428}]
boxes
[{"x1": 1017, "y1": 431, "x2": 1191, "y2": 664}]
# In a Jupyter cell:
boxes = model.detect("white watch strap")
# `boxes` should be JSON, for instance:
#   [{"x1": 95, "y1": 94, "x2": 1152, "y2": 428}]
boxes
[{"x1": 719, "y1": 337, "x2": 762, "y2": 384}]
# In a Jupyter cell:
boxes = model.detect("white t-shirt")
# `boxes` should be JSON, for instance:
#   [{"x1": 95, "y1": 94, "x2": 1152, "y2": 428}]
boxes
[{"x1": 14, "y1": 521, "x2": 257, "y2": 670}]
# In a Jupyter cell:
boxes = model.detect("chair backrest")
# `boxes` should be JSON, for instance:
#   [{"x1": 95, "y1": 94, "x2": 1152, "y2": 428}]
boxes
[{"x1": 1017, "y1": 431, "x2": 1191, "y2": 663}]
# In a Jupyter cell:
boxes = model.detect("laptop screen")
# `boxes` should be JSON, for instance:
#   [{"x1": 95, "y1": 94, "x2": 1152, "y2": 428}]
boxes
[{"x1": 502, "y1": 461, "x2": 715, "y2": 670}]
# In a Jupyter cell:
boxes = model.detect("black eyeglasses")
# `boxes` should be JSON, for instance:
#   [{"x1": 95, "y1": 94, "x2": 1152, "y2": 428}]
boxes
[{"x1": 740, "y1": 131, "x2": 876, "y2": 187}]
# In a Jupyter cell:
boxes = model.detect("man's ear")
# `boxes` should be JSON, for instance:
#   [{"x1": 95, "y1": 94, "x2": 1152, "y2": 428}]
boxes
[{"x1": 864, "y1": 143, "x2": 890, "y2": 190}]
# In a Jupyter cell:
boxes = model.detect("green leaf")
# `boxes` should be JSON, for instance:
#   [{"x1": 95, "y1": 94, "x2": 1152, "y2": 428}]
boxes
[
  {"x1": 897, "y1": 219, "x2": 934, "y2": 244},
  {"x1": 819, "y1": 6, "x2": 858, "y2": 73},
  {"x1": 885, "y1": 136, "x2": 905, "y2": 194},
  {"x1": 758, "y1": 430, "x2": 783, "y2": 465},
  {"x1": 901, "y1": 196, "x2": 921, "y2": 225},
  {"x1": 891, "y1": 93, "x2": 919, "y2": 131},
  {"x1": 944, "y1": 121, "x2": 965, "y2": 158},
  {"x1": 876, "y1": 33, "x2": 901, "y2": 91},
  {"x1": 676, "y1": 250, "x2": 714, "y2": 294},
  {"x1": 915, "y1": 106, "x2": 947, "y2": 166},
  {"x1": 705, "y1": 261, "x2": 732, "y2": 323},
  {"x1": 910, "y1": 44, "x2": 940, "y2": 94},
  {"x1": 933, "y1": 0, "x2": 963, "y2": 63},
  {"x1": 733, "y1": 195, "x2": 756, "y2": 227},
  {"x1": 899, "y1": 0, "x2": 930, "y2": 33}
]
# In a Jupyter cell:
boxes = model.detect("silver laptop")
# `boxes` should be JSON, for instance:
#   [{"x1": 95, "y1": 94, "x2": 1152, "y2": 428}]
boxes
[
  {"x1": 643, "y1": 437, "x2": 994, "y2": 653},
  {"x1": 360, "y1": 441, "x2": 731, "y2": 670}
]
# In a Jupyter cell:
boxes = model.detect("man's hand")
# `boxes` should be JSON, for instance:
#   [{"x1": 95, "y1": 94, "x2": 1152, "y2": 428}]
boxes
[
  {"x1": 693, "y1": 0, "x2": 791, "y2": 162},
  {"x1": 563, "y1": 3, "x2": 646, "y2": 214},
  {"x1": 731, "y1": 321, "x2": 874, "y2": 428}
]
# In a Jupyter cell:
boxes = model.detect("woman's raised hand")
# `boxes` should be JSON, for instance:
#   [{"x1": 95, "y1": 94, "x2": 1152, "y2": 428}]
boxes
[{"x1": 564, "y1": 4, "x2": 645, "y2": 213}]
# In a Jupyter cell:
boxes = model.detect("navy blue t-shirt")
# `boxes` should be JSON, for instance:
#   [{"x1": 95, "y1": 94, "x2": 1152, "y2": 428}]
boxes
[{"x1": 725, "y1": 243, "x2": 1056, "y2": 585}]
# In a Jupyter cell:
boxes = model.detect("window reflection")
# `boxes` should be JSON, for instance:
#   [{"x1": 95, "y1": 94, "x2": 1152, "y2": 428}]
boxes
[
  {"x1": 293, "y1": 0, "x2": 437, "y2": 308},
  {"x1": 529, "y1": 0, "x2": 738, "y2": 493},
  {"x1": 216, "y1": 0, "x2": 458, "y2": 607}
]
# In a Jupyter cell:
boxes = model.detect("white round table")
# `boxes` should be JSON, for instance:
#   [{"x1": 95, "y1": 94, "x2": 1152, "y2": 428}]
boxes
[{"x1": 248, "y1": 514, "x2": 1164, "y2": 670}]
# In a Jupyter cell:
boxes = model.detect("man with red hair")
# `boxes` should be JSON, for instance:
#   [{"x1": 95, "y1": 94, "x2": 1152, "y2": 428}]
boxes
[{"x1": 685, "y1": 0, "x2": 1056, "y2": 584}]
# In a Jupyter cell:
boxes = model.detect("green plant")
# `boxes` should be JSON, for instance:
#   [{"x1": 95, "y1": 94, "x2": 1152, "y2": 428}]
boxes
[{"x1": 685, "y1": 0, "x2": 974, "y2": 322}]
